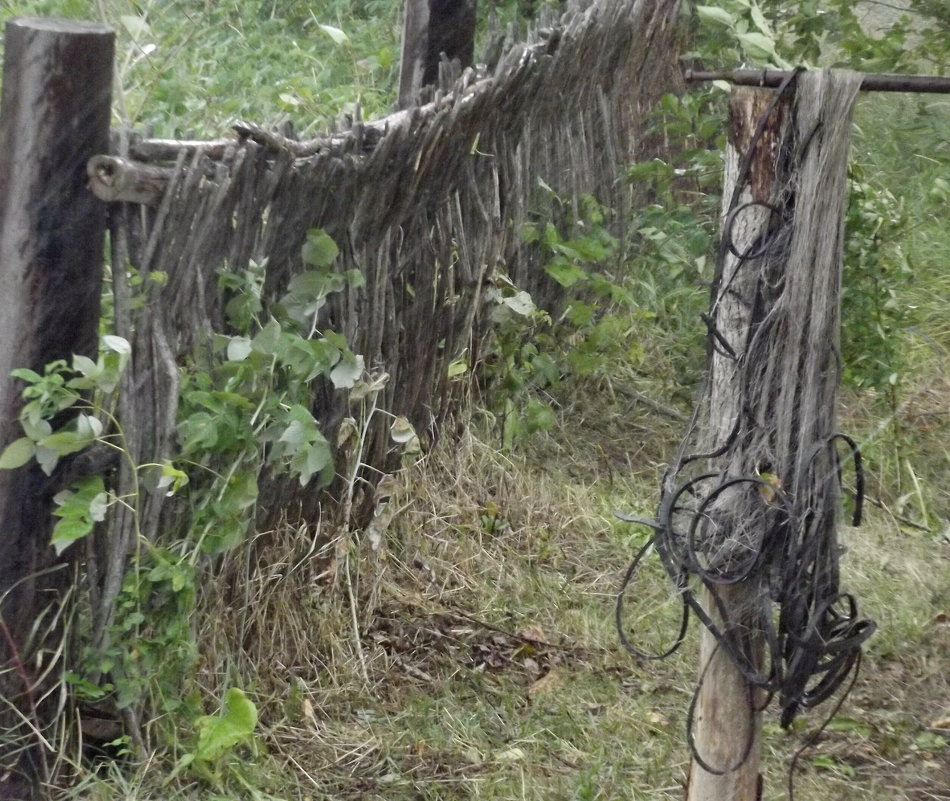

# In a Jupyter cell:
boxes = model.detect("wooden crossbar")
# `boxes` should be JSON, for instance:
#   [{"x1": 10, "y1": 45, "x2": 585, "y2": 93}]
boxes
[{"x1": 685, "y1": 68, "x2": 950, "y2": 94}]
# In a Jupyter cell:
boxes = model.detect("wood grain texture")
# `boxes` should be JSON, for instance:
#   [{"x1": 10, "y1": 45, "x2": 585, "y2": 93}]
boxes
[{"x1": 0, "y1": 16, "x2": 113, "y2": 795}]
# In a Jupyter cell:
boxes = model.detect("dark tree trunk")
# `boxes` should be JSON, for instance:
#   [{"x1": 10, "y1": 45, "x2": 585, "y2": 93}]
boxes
[{"x1": 423, "y1": 0, "x2": 477, "y2": 86}]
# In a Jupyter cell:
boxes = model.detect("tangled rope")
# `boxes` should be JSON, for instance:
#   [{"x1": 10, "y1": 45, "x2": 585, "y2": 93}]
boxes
[{"x1": 616, "y1": 69, "x2": 876, "y2": 787}]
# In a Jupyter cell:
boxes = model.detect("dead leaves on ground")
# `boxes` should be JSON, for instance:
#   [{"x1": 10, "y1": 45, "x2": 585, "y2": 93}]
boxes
[{"x1": 366, "y1": 603, "x2": 575, "y2": 700}]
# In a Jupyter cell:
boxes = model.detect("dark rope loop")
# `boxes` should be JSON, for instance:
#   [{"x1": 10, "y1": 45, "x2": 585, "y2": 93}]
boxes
[
  {"x1": 723, "y1": 201, "x2": 785, "y2": 260},
  {"x1": 615, "y1": 535, "x2": 690, "y2": 661}
]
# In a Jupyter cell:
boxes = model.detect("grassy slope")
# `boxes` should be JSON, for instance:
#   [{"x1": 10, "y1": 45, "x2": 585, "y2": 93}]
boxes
[
  {"x1": 0, "y1": 1, "x2": 945, "y2": 799},
  {"x1": 70, "y1": 402, "x2": 948, "y2": 801},
  {"x1": 1, "y1": 0, "x2": 403, "y2": 135}
]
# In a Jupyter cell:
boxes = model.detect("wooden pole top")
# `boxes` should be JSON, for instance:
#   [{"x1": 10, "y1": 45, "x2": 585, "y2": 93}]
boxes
[
  {"x1": 685, "y1": 68, "x2": 950, "y2": 94},
  {"x1": 7, "y1": 16, "x2": 112, "y2": 34}
]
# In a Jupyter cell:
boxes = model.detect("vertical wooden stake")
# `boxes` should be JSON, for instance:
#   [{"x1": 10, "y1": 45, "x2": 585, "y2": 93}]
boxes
[
  {"x1": 398, "y1": 0, "x2": 478, "y2": 108},
  {"x1": 0, "y1": 17, "x2": 113, "y2": 795},
  {"x1": 398, "y1": 0, "x2": 430, "y2": 108},
  {"x1": 686, "y1": 87, "x2": 789, "y2": 801}
]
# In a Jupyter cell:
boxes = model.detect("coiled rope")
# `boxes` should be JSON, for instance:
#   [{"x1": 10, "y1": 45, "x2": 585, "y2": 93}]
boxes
[{"x1": 616, "y1": 69, "x2": 876, "y2": 793}]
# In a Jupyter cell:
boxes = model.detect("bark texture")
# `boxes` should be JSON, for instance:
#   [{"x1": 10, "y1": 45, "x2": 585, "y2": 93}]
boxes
[{"x1": 0, "y1": 17, "x2": 113, "y2": 796}]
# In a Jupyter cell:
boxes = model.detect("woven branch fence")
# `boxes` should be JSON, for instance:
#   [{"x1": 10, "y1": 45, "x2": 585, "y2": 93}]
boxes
[
  {"x1": 0, "y1": 4, "x2": 709, "y2": 793},
  {"x1": 0, "y1": 3, "x2": 684, "y2": 780},
  {"x1": 96, "y1": 0, "x2": 682, "y2": 548}
]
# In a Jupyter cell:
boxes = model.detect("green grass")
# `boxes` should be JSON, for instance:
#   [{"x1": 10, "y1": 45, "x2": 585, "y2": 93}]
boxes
[
  {"x1": 2, "y1": 0, "x2": 402, "y2": 135},
  {"x1": 51, "y1": 404, "x2": 947, "y2": 801},
  {"x1": 845, "y1": 91, "x2": 950, "y2": 524}
]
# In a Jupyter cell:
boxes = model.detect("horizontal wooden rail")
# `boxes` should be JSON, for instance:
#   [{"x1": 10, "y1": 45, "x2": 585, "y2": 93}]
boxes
[{"x1": 685, "y1": 68, "x2": 950, "y2": 94}]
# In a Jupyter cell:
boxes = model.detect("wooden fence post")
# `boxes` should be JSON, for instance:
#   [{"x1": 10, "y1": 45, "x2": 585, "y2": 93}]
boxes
[
  {"x1": 398, "y1": 0, "x2": 430, "y2": 108},
  {"x1": 686, "y1": 87, "x2": 789, "y2": 801},
  {"x1": 682, "y1": 69, "x2": 866, "y2": 800},
  {"x1": 398, "y1": 0, "x2": 477, "y2": 107},
  {"x1": 0, "y1": 17, "x2": 113, "y2": 795}
]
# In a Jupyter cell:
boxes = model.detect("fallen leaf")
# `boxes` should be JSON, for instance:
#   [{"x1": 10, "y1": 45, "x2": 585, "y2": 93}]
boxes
[
  {"x1": 494, "y1": 746, "x2": 526, "y2": 763},
  {"x1": 414, "y1": 740, "x2": 433, "y2": 756},
  {"x1": 528, "y1": 669, "x2": 563, "y2": 699},
  {"x1": 518, "y1": 624, "x2": 548, "y2": 642},
  {"x1": 464, "y1": 746, "x2": 483, "y2": 765}
]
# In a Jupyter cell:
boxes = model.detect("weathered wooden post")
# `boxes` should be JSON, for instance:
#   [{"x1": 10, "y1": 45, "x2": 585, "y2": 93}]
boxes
[
  {"x1": 682, "y1": 71, "x2": 867, "y2": 800},
  {"x1": 0, "y1": 17, "x2": 113, "y2": 796},
  {"x1": 650, "y1": 67, "x2": 950, "y2": 801},
  {"x1": 398, "y1": 0, "x2": 477, "y2": 107},
  {"x1": 684, "y1": 86, "x2": 788, "y2": 801}
]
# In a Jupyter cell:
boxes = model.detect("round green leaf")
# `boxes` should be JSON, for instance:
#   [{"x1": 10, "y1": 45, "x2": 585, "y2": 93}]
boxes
[
  {"x1": 102, "y1": 335, "x2": 131, "y2": 356},
  {"x1": 302, "y1": 229, "x2": 340, "y2": 267},
  {"x1": 317, "y1": 24, "x2": 349, "y2": 46},
  {"x1": 0, "y1": 437, "x2": 35, "y2": 469},
  {"x1": 227, "y1": 336, "x2": 253, "y2": 362},
  {"x1": 390, "y1": 416, "x2": 417, "y2": 444}
]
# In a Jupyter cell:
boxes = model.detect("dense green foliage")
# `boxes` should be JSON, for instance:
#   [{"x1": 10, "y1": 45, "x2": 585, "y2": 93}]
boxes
[{"x1": 0, "y1": 226, "x2": 368, "y2": 778}]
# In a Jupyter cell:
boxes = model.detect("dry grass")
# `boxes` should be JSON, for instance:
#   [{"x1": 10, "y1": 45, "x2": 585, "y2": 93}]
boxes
[{"x1": 54, "y1": 373, "x2": 948, "y2": 801}]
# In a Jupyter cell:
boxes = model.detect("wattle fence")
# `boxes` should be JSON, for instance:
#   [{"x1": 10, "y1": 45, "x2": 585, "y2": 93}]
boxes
[
  {"x1": 90, "y1": 0, "x2": 682, "y2": 535},
  {"x1": 0, "y1": 0, "x2": 682, "y2": 786}
]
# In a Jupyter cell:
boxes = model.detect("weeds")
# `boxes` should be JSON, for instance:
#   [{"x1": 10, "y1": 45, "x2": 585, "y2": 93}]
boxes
[{"x1": 47, "y1": 397, "x2": 945, "y2": 801}]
